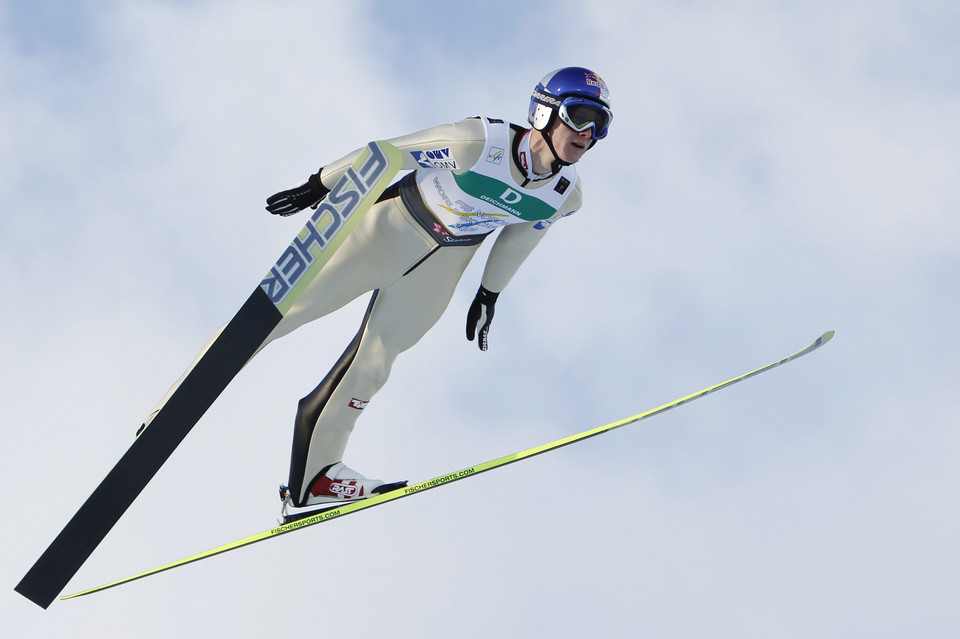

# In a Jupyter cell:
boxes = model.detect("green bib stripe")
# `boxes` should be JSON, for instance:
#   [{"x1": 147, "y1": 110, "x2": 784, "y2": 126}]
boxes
[{"x1": 451, "y1": 171, "x2": 558, "y2": 222}]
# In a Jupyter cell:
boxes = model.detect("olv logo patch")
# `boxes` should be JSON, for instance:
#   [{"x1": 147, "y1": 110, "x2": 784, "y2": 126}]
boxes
[{"x1": 412, "y1": 148, "x2": 459, "y2": 170}]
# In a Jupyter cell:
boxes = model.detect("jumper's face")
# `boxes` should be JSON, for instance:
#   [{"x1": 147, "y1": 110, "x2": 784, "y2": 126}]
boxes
[{"x1": 550, "y1": 119, "x2": 593, "y2": 164}]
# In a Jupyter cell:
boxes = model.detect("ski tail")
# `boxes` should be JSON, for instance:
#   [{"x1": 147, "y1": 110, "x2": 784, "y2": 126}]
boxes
[
  {"x1": 15, "y1": 289, "x2": 282, "y2": 608},
  {"x1": 60, "y1": 331, "x2": 834, "y2": 602}
]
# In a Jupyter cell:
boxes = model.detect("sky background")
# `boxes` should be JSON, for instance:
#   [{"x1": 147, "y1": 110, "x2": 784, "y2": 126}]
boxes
[{"x1": 2, "y1": 0, "x2": 958, "y2": 637}]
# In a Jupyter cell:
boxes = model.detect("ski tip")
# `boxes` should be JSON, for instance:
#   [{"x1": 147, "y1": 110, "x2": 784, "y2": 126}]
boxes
[{"x1": 818, "y1": 330, "x2": 835, "y2": 346}]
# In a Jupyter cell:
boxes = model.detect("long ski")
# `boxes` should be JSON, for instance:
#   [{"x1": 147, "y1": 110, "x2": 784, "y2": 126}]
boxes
[
  {"x1": 61, "y1": 330, "x2": 834, "y2": 601},
  {"x1": 15, "y1": 141, "x2": 404, "y2": 609}
]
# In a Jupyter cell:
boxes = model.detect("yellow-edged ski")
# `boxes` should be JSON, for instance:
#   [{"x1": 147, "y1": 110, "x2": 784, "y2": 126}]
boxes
[{"x1": 63, "y1": 331, "x2": 834, "y2": 601}]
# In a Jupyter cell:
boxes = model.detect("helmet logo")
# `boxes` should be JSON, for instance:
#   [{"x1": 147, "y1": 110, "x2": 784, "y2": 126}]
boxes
[
  {"x1": 532, "y1": 90, "x2": 562, "y2": 106},
  {"x1": 584, "y1": 73, "x2": 610, "y2": 97}
]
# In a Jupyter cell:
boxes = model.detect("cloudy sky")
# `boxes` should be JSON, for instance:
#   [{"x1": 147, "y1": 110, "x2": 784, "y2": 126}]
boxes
[{"x1": 3, "y1": 1, "x2": 958, "y2": 636}]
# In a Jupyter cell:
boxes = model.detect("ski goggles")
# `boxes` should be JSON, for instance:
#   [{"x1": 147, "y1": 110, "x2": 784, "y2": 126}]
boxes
[{"x1": 556, "y1": 97, "x2": 613, "y2": 140}]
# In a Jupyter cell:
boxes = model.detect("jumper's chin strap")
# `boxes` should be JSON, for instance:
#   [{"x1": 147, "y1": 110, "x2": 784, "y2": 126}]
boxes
[{"x1": 541, "y1": 127, "x2": 571, "y2": 175}]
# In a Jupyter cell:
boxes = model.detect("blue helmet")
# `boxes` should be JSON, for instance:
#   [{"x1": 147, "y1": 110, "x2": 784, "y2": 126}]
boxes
[{"x1": 528, "y1": 67, "x2": 613, "y2": 141}]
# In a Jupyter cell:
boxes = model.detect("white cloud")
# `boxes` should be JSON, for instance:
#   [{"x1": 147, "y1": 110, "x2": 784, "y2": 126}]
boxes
[{"x1": 3, "y1": 1, "x2": 959, "y2": 637}]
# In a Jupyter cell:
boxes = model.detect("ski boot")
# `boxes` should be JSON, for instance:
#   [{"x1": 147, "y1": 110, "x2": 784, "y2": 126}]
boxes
[{"x1": 279, "y1": 462, "x2": 407, "y2": 524}]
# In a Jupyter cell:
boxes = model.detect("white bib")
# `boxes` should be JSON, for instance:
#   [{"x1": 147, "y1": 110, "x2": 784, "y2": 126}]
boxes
[{"x1": 414, "y1": 118, "x2": 577, "y2": 236}]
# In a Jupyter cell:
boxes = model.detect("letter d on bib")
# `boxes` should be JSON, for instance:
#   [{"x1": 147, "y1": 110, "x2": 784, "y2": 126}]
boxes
[{"x1": 500, "y1": 188, "x2": 522, "y2": 204}]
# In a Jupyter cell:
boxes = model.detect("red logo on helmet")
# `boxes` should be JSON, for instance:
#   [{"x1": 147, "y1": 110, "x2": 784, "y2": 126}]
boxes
[{"x1": 584, "y1": 73, "x2": 609, "y2": 98}]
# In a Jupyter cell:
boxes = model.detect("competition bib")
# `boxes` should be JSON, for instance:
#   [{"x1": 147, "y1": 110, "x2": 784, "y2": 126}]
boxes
[{"x1": 415, "y1": 118, "x2": 577, "y2": 236}]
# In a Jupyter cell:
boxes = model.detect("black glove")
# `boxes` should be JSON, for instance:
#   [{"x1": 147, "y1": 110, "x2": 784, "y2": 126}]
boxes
[
  {"x1": 265, "y1": 168, "x2": 330, "y2": 216},
  {"x1": 466, "y1": 286, "x2": 499, "y2": 351}
]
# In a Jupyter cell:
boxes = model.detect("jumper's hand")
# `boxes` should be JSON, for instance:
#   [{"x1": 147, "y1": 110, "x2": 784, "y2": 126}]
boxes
[
  {"x1": 265, "y1": 170, "x2": 330, "y2": 216},
  {"x1": 466, "y1": 286, "x2": 499, "y2": 351}
]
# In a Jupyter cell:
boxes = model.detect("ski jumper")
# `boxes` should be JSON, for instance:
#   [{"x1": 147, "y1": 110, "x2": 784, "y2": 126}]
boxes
[
  {"x1": 280, "y1": 116, "x2": 582, "y2": 504},
  {"x1": 147, "y1": 117, "x2": 583, "y2": 506}
]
